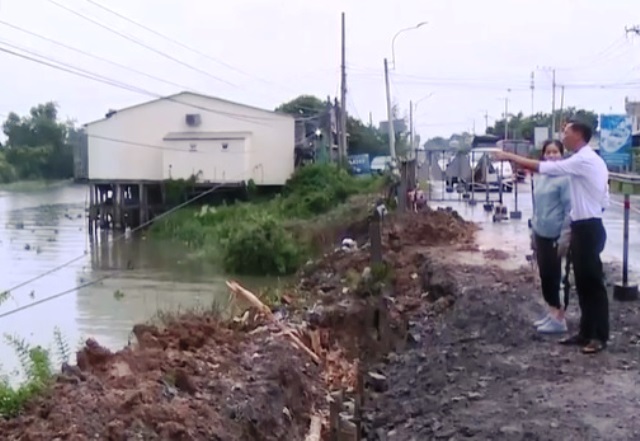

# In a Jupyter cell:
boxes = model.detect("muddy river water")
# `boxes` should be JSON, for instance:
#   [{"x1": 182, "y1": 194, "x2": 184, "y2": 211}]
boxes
[{"x1": 0, "y1": 182, "x2": 261, "y2": 377}]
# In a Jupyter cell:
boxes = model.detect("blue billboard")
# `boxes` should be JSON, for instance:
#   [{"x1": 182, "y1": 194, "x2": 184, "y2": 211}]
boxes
[
  {"x1": 599, "y1": 114, "x2": 633, "y2": 168},
  {"x1": 348, "y1": 154, "x2": 371, "y2": 175}
]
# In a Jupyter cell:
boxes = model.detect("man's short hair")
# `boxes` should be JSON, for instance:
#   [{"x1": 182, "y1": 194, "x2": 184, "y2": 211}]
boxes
[{"x1": 566, "y1": 119, "x2": 593, "y2": 143}]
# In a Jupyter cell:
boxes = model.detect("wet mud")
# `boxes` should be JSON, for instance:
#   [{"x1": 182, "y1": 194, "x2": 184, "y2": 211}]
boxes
[{"x1": 363, "y1": 254, "x2": 640, "y2": 441}]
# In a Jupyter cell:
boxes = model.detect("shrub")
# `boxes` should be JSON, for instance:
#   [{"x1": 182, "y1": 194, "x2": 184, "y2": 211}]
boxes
[
  {"x1": 151, "y1": 164, "x2": 382, "y2": 275},
  {"x1": 221, "y1": 211, "x2": 303, "y2": 276},
  {"x1": 0, "y1": 335, "x2": 56, "y2": 417}
]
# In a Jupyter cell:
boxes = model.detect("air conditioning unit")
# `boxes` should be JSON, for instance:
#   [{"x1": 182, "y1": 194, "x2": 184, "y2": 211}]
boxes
[{"x1": 185, "y1": 114, "x2": 201, "y2": 127}]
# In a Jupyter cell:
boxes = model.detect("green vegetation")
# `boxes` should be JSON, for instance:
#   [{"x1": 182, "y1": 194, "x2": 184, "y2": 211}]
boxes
[
  {"x1": 0, "y1": 328, "x2": 71, "y2": 417},
  {"x1": 152, "y1": 164, "x2": 381, "y2": 276},
  {"x1": 0, "y1": 102, "x2": 77, "y2": 183},
  {"x1": 423, "y1": 108, "x2": 598, "y2": 150},
  {"x1": 276, "y1": 95, "x2": 410, "y2": 158}
]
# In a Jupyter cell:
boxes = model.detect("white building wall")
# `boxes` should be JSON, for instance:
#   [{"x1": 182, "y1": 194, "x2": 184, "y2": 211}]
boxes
[
  {"x1": 162, "y1": 137, "x2": 249, "y2": 182},
  {"x1": 85, "y1": 92, "x2": 295, "y2": 185}
]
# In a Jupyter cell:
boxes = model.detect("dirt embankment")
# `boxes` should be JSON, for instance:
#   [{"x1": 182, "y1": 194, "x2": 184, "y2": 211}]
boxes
[
  {"x1": 362, "y1": 254, "x2": 640, "y2": 440},
  {"x1": 0, "y1": 207, "x2": 477, "y2": 440}
]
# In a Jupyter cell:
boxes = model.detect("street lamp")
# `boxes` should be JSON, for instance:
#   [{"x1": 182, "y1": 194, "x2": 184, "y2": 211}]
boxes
[
  {"x1": 391, "y1": 21, "x2": 428, "y2": 69},
  {"x1": 410, "y1": 92, "x2": 434, "y2": 154}
]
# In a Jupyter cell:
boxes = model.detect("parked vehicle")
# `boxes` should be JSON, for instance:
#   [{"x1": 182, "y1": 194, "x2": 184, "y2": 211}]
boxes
[
  {"x1": 370, "y1": 155, "x2": 392, "y2": 175},
  {"x1": 444, "y1": 147, "x2": 513, "y2": 192},
  {"x1": 497, "y1": 139, "x2": 533, "y2": 182},
  {"x1": 468, "y1": 147, "x2": 514, "y2": 192}
]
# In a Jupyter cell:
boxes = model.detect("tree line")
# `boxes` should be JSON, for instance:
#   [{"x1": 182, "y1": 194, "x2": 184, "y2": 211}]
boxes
[
  {"x1": 0, "y1": 102, "x2": 76, "y2": 183},
  {"x1": 1, "y1": 98, "x2": 598, "y2": 184},
  {"x1": 276, "y1": 95, "x2": 409, "y2": 159},
  {"x1": 0, "y1": 96, "x2": 402, "y2": 184},
  {"x1": 423, "y1": 108, "x2": 599, "y2": 151}
]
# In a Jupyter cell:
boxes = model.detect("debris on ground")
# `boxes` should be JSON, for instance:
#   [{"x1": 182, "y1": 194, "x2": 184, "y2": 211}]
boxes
[
  {"x1": 0, "y1": 207, "x2": 516, "y2": 441},
  {"x1": 0, "y1": 314, "x2": 325, "y2": 440},
  {"x1": 362, "y1": 254, "x2": 640, "y2": 441}
]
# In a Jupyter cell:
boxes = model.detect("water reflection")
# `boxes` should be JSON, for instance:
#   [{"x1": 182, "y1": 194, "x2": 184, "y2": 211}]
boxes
[
  {"x1": 75, "y1": 231, "x2": 233, "y2": 348},
  {"x1": 0, "y1": 182, "x2": 241, "y2": 377}
]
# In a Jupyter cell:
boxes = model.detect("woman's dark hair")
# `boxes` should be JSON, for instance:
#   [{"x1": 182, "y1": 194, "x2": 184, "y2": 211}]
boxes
[{"x1": 541, "y1": 139, "x2": 564, "y2": 159}]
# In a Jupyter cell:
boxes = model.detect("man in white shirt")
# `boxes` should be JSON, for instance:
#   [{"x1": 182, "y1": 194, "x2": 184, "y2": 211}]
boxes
[{"x1": 495, "y1": 121, "x2": 609, "y2": 354}]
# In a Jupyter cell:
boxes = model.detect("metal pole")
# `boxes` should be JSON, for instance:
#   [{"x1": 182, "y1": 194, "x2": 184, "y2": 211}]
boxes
[
  {"x1": 498, "y1": 160, "x2": 504, "y2": 206},
  {"x1": 483, "y1": 155, "x2": 492, "y2": 212},
  {"x1": 623, "y1": 193, "x2": 630, "y2": 285},
  {"x1": 384, "y1": 58, "x2": 397, "y2": 159},
  {"x1": 469, "y1": 150, "x2": 476, "y2": 205},
  {"x1": 551, "y1": 69, "x2": 556, "y2": 138},
  {"x1": 504, "y1": 97, "x2": 509, "y2": 140},
  {"x1": 441, "y1": 150, "x2": 445, "y2": 200},
  {"x1": 614, "y1": 193, "x2": 639, "y2": 300},
  {"x1": 339, "y1": 12, "x2": 348, "y2": 163},
  {"x1": 510, "y1": 146, "x2": 522, "y2": 219},
  {"x1": 409, "y1": 100, "x2": 414, "y2": 160}
]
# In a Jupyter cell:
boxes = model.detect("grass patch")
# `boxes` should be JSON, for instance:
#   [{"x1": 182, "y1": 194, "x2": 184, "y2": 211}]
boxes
[{"x1": 152, "y1": 164, "x2": 382, "y2": 276}]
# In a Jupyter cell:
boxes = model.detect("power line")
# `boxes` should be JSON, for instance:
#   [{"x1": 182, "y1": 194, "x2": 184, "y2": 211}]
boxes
[
  {"x1": 0, "y1": 164, "x2": 260, "y2": 302},
  {"x1": 46, "y1": 0, "x2": 237, "y2": 88},
  {"x1": 84, "y1": 133, "x2": 250, "y2": 154},
  {"x1": 0, "y1": 19, "x2": 196, "y2": 92},
  {"x1": 80, "y1": 0, "x2": 289, "y2": 92},
  {"x1": 0, "y1": 40, "x2": 278, "y2": 125}
]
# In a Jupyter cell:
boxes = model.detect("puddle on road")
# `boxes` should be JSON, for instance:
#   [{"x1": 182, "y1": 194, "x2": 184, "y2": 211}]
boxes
[{"x1": 430, "y1": 180, "x2": 640, "y2": 278}]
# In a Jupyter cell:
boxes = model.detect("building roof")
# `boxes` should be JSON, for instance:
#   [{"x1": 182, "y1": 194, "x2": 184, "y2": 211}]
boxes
[{"x1": 83, "y1": 91, "x2": 294, "y2": 127}]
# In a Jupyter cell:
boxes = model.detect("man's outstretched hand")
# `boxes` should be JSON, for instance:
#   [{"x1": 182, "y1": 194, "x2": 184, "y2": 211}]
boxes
[{"x1": 493, "y1": 150, "x2": 514, "y2": 161}]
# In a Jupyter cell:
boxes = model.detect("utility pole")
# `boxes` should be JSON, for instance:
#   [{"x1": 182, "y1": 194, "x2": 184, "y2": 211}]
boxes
[
  {"x1": 538, "y1": 66, "x2": 557, "y2": 138},
  {"x1": 384, "y1": 58, "x2": 397, "y2": 158},
  {"x1": 559, "y1": 85, "x2": 565, "y2": 128},
  {"x1": 409, "y1": 100, "x2": 414, "y2": 159},
  {"x1": 551, "y1": 69, "x2": 557, "y2": 138},
  {"x1": 483, "y1": 110, "x2": 489, "y2": 132},
  {"x1": 504, "y1": 96, "x2": 509, "y2": 140},
  {"x1": 368, "y1": 112, "x2": 373, "y2": 127},
  {"x1": 530, "y1": 71, "x2": 535, "y2": 116},
  {"x1": 339, "y1": 12, "x2": 348, "y2": 163},
  {"x1": 501, "y1": 88, "x2": 511, "y2": 140},
  {"x1": 626, "y1": 25, "x2": 640, "y2": 36}
]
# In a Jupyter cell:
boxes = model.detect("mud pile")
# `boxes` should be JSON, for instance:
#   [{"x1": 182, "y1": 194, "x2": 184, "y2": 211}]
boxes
[
  {"x1": 0, "y1": 314, "x2": 324, "y2": 440},
  {"x1": 0, "y1": 208, "x2": 478, "y2": 440},
  {"x1": 362, "y1": 254, "x2": 640, "y2": 440}
]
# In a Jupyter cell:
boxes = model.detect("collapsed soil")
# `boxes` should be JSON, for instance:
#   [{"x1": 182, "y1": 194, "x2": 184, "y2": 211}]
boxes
[
  {"x1": 0, "y1": 315, "x2": 324, "y2": 441},
  {"x1": 363, "y1": 256, "x2": 640, "y2": 441},
  {"x1": 0, "y1": 206, "x2": 477, "y2": 440}
]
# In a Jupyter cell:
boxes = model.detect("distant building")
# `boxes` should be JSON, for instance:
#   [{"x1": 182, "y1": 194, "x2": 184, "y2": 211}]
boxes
[
  {"x1": 378, "y1": 119, "x2": 407, "y2": 135},
  {"x1": 625, "y1": 97, "x2": 640, "y2": 133}
]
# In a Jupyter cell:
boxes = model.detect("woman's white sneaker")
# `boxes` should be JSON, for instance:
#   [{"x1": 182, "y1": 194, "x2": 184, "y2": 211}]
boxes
[
  {"x1": 537, "y1": 317, "x2": 568, "y2": 334},
  {"x1": 533, "y1": 314, "x2": 551, "y2": 328}
]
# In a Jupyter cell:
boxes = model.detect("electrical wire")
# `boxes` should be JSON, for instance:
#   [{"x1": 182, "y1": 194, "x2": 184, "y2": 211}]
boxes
[
  {"x1": 0, "y1": 164, "x2": 261, "y2": 302},
  {"x1": 0, "y1": 40, "x2": 278, "y2": 125},
  {"x1": 46, "y1": 0, "x2": 237, "y2": 88},
  {"x1": 0, "y1": 18, "x2": 320, "y2": 115},
  {"x1": 0, "y1": 19, "x2": 196, "y2": 92},
  {"x1": 83, "y1": 133, "x2": 252, "y2": 154},
  {"x1": 80, "y1": 0, "x2": 292, "y2": 93}
]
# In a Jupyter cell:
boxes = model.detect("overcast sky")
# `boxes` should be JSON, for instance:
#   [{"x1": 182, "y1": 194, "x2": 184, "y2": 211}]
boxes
[{"x1": 0, "y1": 0, "x2": 638, "y2": 140}]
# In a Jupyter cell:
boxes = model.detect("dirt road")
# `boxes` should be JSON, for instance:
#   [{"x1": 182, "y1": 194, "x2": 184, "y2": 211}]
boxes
[{"x1": 364, "y1": 252, "x2": 640, "y2": 441}]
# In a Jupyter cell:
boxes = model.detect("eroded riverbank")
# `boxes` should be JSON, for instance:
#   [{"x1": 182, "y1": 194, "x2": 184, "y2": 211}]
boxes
[
  {"x1": 3, "y1": 202, "x2": 639, "y2": 440},
  {"x1": 0, "y1": 207, "x2": 476, "y2": 439}
]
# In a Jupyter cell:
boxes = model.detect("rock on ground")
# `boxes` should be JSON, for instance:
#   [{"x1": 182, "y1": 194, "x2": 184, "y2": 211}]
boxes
[{"x1": 363, "y1": 253, "x2": 640, "y2": 441}]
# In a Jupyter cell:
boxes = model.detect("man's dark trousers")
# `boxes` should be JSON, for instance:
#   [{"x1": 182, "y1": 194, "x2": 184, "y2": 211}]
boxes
[{"x1": 570, "y1": 218, "x2": 608, "y2": 342}]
